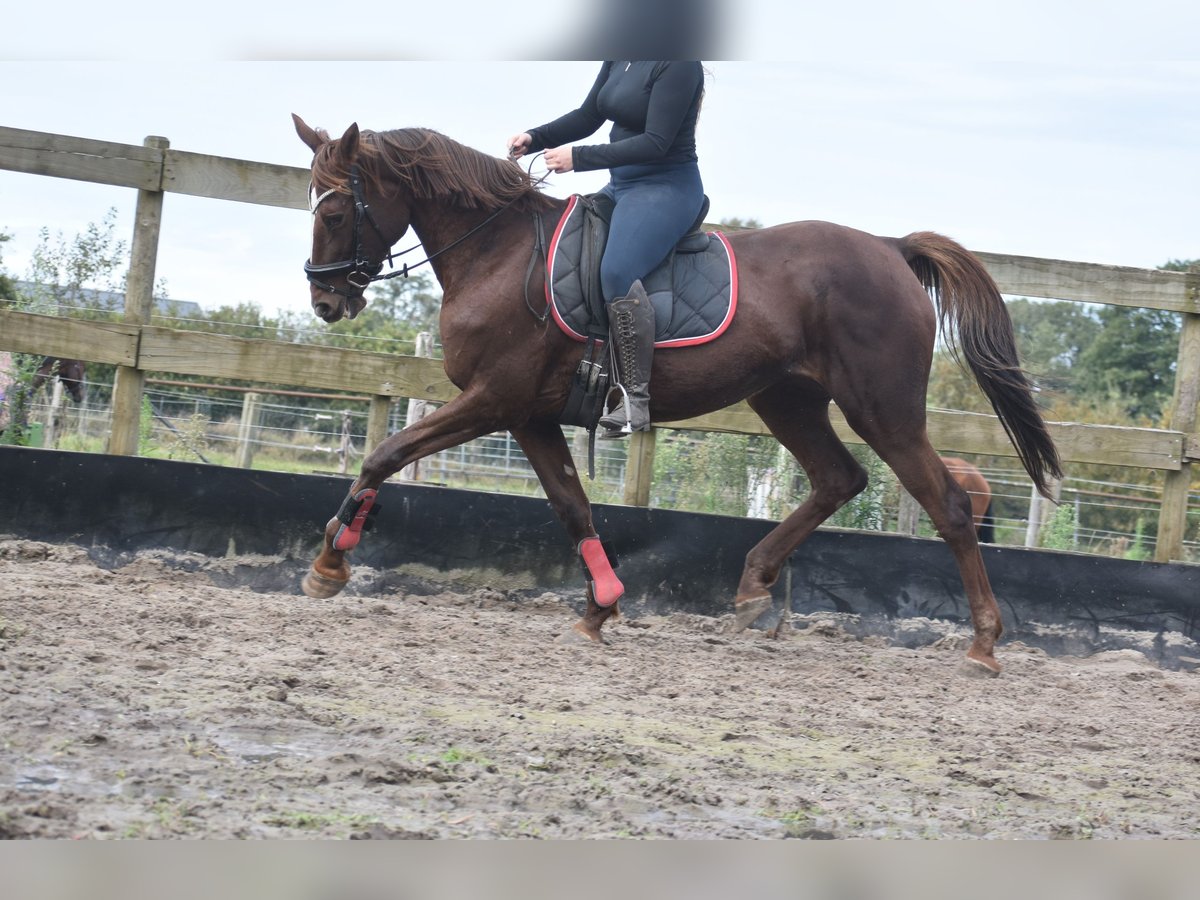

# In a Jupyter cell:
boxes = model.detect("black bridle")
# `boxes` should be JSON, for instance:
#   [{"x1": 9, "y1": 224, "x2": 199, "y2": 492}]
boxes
[
  {"x1": 304, "y1": 157, "x2": 550, "y2": 304},
  {"x1": 303, "y1": 166, "x2": 390, "y2": 300}
]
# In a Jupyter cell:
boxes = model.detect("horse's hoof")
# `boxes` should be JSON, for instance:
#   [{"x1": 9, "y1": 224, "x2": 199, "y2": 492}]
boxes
[
  {"x1": 730, "y1": 594, "x2": 772, "y2": 633},
  {"x1": 556, "y1": 622, "x2": 606, "y2": 646},
  {"x1": 960, "y1": 653, "x2": 1001, "y2": 678},
  {"x1": 301, "y1": 569, "x2": 348, "y2": 599}
]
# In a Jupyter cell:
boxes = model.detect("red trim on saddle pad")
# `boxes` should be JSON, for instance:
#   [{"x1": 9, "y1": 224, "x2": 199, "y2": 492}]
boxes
[
  {"x1": 578, "y1": 536, "x2": 623, "y2": 608},
  {"x1": 653, "y1": 231, "x2": 738, "y2": 348},
  {"x1": 545, "y1": 195, "x2": 585, "y2": 341}
]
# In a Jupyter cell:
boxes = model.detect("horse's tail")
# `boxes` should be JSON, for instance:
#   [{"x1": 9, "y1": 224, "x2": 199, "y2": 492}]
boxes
[
  {"x1": 899, "y1": 231, "x2": 1062, "y2": 498},
  {"x1": 978, "y1": 500, "x2": 996, "y2": 544}
]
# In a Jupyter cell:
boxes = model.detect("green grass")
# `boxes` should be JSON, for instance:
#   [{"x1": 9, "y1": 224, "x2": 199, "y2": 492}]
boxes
[
  {"x1": 763, "y1": 803, "x2": 825, "y2": 837},
  {"x1": 263, "y1": 810, "x2": 380, "y2": 831},
  {"x1": 440, "y1": 747, "x2": 495, "y2": 768}
]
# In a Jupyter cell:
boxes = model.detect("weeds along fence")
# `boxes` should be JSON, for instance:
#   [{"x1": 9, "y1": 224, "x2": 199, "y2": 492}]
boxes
[
  {"x1": 1, "y1": 125, "x2": 1198, "y2": 562},
  {"x1": 18, "y1": 378, "x2": 1195, "y2": 561}
]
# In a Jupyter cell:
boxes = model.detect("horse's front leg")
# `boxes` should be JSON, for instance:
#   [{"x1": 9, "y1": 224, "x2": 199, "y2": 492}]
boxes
[
  {"x1": 301, "y1": 389, "x2": 504, "y2": 598},
  {"x1": 509, "y1": 419, "x2": 623, "y2": 643}
]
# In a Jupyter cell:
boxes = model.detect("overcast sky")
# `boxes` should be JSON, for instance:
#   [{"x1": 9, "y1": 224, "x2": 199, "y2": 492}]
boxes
[{"x1": 2, "y1": 6, "x2": 1198, "y2": 318}]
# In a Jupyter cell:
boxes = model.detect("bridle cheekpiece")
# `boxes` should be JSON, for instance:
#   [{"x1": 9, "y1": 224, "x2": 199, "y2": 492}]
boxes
[{"x1": 304, "y1": 165, "x2": 388, "y2": 300}]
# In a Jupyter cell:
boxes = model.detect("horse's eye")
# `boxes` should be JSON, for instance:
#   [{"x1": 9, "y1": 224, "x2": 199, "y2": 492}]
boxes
[{"x1": 322, "y1": 213, "x2": 345, "y2": 229}]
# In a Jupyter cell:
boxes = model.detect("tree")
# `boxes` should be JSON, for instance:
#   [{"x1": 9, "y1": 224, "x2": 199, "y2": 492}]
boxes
[
  {"x1": 1005, "y1": 298, "x2": 1102, "y2": 393},
  {"x1": 1160, "y1": 258, "x2": 1199, "y2": 273},
  {"x1": 280, "y1": 270, "x2": 444, "y2": 354},
  {"x1": 0, "y1": 231, "x2": 18, "y2": 304},
  {"x1": 927, "y1": 349, "x2": 994, "y2": 414},
  {"x1": 1073, "y1": 306, "x2": 1180, "y2": 421},
  {"x1": 174, "y1": 300, "x2": 288, "y2": 341},
  {"x1": 0, "y1": 231, "x2": 39, "y2": 443},
  {"x1": 24, "y1": 208, "x2": 132, "y2": 318},
  {"x1": 364, "y1": 270, "x2": 442, "y2": 335}
]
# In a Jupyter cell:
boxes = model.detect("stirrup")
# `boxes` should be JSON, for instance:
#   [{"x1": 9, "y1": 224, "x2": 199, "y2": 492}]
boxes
[{"x1": 599, "y1": 384, "x2": 635, "y2": 436}]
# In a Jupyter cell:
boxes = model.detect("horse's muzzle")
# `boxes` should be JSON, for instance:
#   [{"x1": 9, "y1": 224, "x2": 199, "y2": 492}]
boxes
[
  {"x1": 345, "y1": 296, "x2": 367, "y2": 319},
  {"x1": 313, "y1": 299, "x2": 341, "y2": 322},
  {"x1": 312, "y1": 294, "x2": 366, "y2": 323}
]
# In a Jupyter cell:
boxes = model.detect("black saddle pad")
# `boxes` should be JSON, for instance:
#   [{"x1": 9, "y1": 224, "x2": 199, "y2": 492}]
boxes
[{"x1": 545, "y1": 195, "x2": 738, "y2": 348}]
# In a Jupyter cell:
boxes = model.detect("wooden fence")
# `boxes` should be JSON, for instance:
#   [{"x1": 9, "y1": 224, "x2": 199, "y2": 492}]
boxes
[{"x1": 1, "y1": 125, "x2": 1198, "y2": 561}]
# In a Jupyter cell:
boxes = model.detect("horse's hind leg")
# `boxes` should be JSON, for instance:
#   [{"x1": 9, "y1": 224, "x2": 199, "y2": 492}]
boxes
[
  {"x1": 510, "y1": 419, "x2": 621, "y2": 644},
  {"x1": 733, "y1": 383, "x2": 869, "y2": 632},
  {"x1": 855, "y1": 428, "x2": 1003, "y2": 674}
]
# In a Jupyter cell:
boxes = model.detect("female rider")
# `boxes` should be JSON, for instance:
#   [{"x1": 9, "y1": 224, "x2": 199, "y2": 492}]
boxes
[{"x1": 508, "y1": 60, "x2": 706, "y2": 435}]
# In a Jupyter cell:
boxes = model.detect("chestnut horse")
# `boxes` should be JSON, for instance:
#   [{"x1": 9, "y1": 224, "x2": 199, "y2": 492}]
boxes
[
  {"x1": 292, "y1": 116, "x2": 1060, "y2": 674},
  {"x1": 939, "y1": 456, "x2": 995, "y2": 544}
]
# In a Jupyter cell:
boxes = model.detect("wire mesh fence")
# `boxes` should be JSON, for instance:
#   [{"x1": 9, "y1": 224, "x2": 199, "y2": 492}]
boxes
[{"x1": 17, "y1": 378, "x2": 1199, "y2": 564}]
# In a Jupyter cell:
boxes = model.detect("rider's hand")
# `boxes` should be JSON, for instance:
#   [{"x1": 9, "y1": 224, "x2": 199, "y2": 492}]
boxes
[
  {"x1": 543, "y1": 146, "x2": 574, "y2": 173},
  {"x1": 507, "y1": 133, "x2": 532, "y2": 160}
]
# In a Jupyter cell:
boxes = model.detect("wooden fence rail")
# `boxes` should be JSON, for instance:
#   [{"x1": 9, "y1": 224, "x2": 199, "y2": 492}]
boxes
[
  {"x1": 1, "y1": 125, "x2": 1198, "y2": 561},
  {"x1": 0, "y1": 307, "x2": 1186, "y2": 469}
]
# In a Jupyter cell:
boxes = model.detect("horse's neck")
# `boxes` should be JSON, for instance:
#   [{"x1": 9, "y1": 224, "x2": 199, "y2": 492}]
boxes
[
  {"x1": 407, "y1": 200, "x2": 536, "y2": 297},
  {"x1": 407, "y1": 204, "x2": 473, "y2": 293}
]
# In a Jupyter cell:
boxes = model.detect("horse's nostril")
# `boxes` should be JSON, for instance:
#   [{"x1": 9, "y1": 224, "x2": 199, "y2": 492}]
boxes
[{"x1": 314, "y1": 302, "x2": 333, "y2": 319}]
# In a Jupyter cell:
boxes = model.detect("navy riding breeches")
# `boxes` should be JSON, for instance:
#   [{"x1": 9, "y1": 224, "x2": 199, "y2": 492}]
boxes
[{"x1": 597, "y1": 161, "x2": 704, "y2": 304}]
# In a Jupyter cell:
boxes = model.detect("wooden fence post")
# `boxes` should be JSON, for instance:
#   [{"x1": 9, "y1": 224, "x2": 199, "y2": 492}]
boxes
[
  {"x1": 570, "y1": 426, "x2": 590, "y2": 474},
  {"x1": 1025, "y1": 486, "x2": 1043, "y2": 548},
  {"x1": 107, "y1": 135, "x2": 167, "y2": 456},
  {"x1": 338, "y1": 410, "x2": 352, "y2": 474},
  {"x1": 622, "y1": 428, "x2": 657, "y2": 507},
  {"x1": 399, "y1": 332, "x2": 435, "y2": 482},
  {"x1": 1025, "y1": 476, "x2": 1063, "y2": 548},
  {"x1": 1156, "y1": 310, "x2": 1200, "y2": 561},
  {"x1": 365, "y1": 395, "x2": 391, "y2": 456},
  {"x1": 44, "y1": 378, "x2": 67, "y2": 449},
  {"x1": 234, "y1": 391, "x2": 262, "y2": 469},
  {"x1": 896, "y1": 489, "x2": 921, "y2": 536}
]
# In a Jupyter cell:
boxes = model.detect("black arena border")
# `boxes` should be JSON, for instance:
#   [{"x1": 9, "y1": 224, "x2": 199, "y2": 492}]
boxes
[{"x1": 2, "y1": 447, "x2": 1197, "y2": 667}]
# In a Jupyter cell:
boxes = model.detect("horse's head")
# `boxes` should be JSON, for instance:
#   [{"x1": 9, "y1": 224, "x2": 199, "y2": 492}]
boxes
[{"x1": 293, "y1": 114, "x2": 412, "y2": 323}]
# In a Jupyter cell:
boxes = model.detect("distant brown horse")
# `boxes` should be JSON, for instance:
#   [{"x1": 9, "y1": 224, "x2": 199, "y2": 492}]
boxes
[
  {"x1": 32, "y1": 357, "x2": 86, "y2": 403},
  {"x1": 0, "y1": 355, "x2": 85, "y2": 435},
  {"x1": 939, "y1": 456, "x2": 995, "y2": 544},
  {"x1": 292, "y1": 117, "x2": 1061, "y2": 674}
]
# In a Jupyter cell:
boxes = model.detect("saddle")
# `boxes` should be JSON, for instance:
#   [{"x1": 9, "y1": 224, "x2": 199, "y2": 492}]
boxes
[
  {"x1": 546, "y1": 193, "x2": 737, "y2": 346},
  {"x1": 548, "y1": 192, "x2": 739, "y2": 473}
]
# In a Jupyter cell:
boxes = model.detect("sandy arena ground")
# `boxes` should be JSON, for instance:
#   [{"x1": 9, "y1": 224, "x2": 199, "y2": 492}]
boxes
[{"x1": 1, "y1": 537, "x2": 1198, "y2": 839}]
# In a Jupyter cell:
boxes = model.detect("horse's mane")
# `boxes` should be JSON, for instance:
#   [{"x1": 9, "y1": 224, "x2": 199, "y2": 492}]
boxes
[{"x1": 311, "y1": 127, "x2": 556, "y2": 214}]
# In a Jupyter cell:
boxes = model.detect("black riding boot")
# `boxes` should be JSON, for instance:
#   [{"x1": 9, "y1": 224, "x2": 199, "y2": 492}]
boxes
[{"x1": 599, "y1": 280, "x2": 655, "y2": 437}]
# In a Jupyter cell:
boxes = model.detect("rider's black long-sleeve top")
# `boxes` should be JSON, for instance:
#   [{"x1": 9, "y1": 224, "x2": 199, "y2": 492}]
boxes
[{"x1": 525, "y1": 61, "x2": 704, "y2": 173}]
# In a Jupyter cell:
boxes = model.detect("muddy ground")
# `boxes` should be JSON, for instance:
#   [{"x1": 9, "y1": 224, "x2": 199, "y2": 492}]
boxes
[{"x1": 1, "y1": 536, "x2": 1198, "y2": 840}]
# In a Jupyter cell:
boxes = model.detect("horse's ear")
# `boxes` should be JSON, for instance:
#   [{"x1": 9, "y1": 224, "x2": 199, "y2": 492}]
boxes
[
  {"x1": 292, "y1": 114, "x2": 325, "y2": 153},
  {"x1": 336, "y1": 123, "x2": 361, "y2": 163}
]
